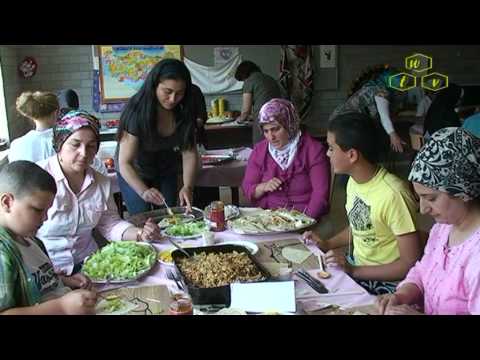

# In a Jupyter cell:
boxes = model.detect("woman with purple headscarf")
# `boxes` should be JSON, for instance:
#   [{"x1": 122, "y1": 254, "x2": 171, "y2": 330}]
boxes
[{"x1": 242, "y1": 99, "x2": 331, "y2": 219}]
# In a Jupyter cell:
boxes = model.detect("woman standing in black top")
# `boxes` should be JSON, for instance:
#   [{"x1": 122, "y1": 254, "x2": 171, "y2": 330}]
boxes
[{"x1": 116, "y1": 59, "x2": 198, "y2": 215}]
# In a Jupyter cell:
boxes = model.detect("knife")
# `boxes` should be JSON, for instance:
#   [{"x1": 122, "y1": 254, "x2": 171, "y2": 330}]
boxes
[
  {"x1": 297, "y1": 269, "x2": 329, "y2": 293},
  {"x1": 296, "y1": 272, "x2": 328, "y2": 294}
]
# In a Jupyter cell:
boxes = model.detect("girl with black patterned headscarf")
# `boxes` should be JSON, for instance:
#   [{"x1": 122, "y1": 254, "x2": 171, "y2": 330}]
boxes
[{"x1": 377, "y1": 127, "x2": 480, "y2": 315}]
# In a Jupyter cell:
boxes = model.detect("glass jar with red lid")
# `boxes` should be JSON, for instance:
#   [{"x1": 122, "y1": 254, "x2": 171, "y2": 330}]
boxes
[{"x1": 209, "y1": 201, "x2": 225, "y2": 232}]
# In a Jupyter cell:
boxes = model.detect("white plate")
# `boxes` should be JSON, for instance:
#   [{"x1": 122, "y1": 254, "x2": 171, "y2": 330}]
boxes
[
  {"x1": 157, "y1": 244, "x2": 196, "y2": 265},
  {"x1": 157, "y1": 248, "x2": 175, "y2": 266},
  {"x1": 220, "y1": 241, "x2": 259, "y2": 255}
]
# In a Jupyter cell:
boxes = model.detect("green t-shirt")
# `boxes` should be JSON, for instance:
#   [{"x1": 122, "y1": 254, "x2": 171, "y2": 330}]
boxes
[{"x1": 345, "y1": 167, "x2": 418, "y2": 266}]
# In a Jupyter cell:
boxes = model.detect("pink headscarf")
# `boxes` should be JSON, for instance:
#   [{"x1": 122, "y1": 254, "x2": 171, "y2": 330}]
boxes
[
  {"x1": 258, "y1": 98, "x2": 300, "y2": 140},
  {"x1": 53, "y1": 110, "x2": 100, "y2": 153}
]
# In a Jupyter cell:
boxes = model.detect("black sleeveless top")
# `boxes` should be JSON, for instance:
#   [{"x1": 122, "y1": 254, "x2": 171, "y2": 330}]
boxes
[{"x1": 116, "y1": 107, "x2": 195, "y2": 180}]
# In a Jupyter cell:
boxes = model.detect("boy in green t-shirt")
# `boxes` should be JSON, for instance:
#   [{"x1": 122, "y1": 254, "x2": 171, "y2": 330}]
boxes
[
  {"x1": 303, "y1": 112, "x2": 422, "y2": 295},
  {"x1": 0, "y1": 161, "x2": 97, "y2": 314}
]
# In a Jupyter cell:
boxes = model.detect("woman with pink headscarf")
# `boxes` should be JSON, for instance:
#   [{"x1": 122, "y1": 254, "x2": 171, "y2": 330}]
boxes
[{"x1": 242, "y1": 99, "x2": 331, "y2": 219}]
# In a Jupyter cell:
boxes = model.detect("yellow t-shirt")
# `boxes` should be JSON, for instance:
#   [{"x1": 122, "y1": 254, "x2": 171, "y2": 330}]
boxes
[{"x1": 345, "y1": 167, "x2": 418, "y2": 266}]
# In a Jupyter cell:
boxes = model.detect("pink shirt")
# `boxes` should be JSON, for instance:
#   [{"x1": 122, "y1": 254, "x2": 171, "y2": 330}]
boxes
[
  {"x1": 242, "y1": 132, "x2": 330, "y2": 219},
  {"x1": 36, "y1": 156, "x2": 134, "y2": 275},
  {"x1": 399, "y1": 223, "x2": 480, "y2": 315}
]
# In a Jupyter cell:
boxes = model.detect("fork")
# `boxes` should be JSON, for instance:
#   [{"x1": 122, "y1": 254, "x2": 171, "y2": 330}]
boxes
[
  {"x1": 166, "y1": 270, "x2": 184, "y2": 291},
  {"x1": 162, "y1": 198, "x2": 174, "y2": 216}
]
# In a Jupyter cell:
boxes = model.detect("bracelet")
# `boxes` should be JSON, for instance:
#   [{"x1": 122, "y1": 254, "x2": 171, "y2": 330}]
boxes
[{"x1": 136, "y1": 229, "x2": 143, "y2": 242}]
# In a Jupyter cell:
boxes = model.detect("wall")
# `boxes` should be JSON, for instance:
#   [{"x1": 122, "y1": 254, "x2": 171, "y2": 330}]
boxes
[
  {"x1": 0, "y1": 45, "x2": 22, "y2": 140},
  {"x1": 183, "y1": 45, "x2": 280, "y2": 112},
  {"x1": 4, "y1": 45, "x2": 480, "y2": 140},
  {"x1": 306, "y1": 45, "x2": 480, "y2": 135}
]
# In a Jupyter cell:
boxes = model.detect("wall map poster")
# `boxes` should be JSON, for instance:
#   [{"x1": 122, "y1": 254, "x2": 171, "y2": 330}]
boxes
[{"x1": 98, "y1": 45, "x2": 183, "y2": 103}]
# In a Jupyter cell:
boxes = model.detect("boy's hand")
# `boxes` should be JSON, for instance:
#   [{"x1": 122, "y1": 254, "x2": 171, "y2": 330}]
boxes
[
  {"x1": 302, "y1": 231, "x2": 320, "y2": 245},
  {"x1": 302, "y1": 231, "x2": 328, "y2": 251},
  {"x1": 324, "y1": 249, "x2": 353, "y2": 275},
  {"x1": 62, "y1": 273, "x2": 93, "y2": 290},
  {"x1": 60, "y1": 289, "x2": 97, "y2": 315}
]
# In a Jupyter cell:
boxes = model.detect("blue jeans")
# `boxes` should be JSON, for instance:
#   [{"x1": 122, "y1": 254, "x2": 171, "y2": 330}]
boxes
[{"x1": 117, "y1": 171, "x2": 178, "y2": 215}]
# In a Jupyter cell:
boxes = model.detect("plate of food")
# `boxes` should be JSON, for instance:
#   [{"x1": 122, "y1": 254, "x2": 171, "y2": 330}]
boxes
[
  {"x1": 95, "y1": 295, "x2": 138, "y2": 315},
  {"x1": 206, "y1": 116, "x2": 235, "y2": 125},
  {"x1": 157, "y1": 244, "x2": 195, "y2": 266},
  {"x1": 163, "y1": 221, "x2": 208, "y2": 240},
  {"x1": 219, "y1": 241, "x2": 258, "y2": 255},
  {"x1": 157, "y1": 213, "x2": 196, "y2": 229},
  {"x1": 82, "y1": 241, "x2": 157, "y2": 284},
  {"x1": 128, "y1": 207, "x2": 204, "y2": 228},
  {"x1": 201, "y1": 154, "x2": 235, "y2": 166},
  {"x1": 158, "y1": 248, "x2": 175, "y2": 266},
  {"x1": 228, "y1": 208, "x2": 316, "y2": 235}
]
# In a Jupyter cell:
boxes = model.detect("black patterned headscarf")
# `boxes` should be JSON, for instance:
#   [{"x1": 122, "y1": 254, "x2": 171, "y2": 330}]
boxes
[{"x1": 408, "y1": 127, "x2": 480, "y2": 201}]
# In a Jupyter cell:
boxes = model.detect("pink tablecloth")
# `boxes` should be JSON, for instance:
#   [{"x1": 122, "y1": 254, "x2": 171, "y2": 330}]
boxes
[{"x1": 106, "y1": 229, "x2": 376, "y2": 313}]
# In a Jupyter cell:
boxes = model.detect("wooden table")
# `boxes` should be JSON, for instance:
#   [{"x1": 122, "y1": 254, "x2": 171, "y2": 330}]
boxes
[
  {"x1": 205, "y1": 123, "x2": 252, "y2": 150},
  {"x1": 195, "y1": 159, "x2": 247, "y2": 207}
]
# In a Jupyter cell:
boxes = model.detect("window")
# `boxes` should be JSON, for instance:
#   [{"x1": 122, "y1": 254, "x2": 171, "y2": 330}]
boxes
[{"x1": 0, "y1": 59, "x2": 9, "y2": 143}]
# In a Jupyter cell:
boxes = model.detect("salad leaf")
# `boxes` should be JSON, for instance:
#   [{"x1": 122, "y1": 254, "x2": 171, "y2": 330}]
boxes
[
  {"x1": 165, "y1": 221, "x2": 207, "y2": 237},
  {"x1": 83, "y1": 241, "x2": 156, "y2": 281}
]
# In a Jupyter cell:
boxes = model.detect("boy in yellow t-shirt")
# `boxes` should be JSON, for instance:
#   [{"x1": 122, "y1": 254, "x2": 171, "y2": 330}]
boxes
[{"x1": 303, "y1": 112, "x2": 421, "y2": 295}]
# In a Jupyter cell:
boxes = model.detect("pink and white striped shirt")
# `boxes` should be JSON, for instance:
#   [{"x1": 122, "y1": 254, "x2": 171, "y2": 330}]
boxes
[
  {"x1": 399, "y1": 223, "x2": 480, "y2": 315},
  {"x1": 36, "y1": 156, "x2": 134, "y2": 275}
]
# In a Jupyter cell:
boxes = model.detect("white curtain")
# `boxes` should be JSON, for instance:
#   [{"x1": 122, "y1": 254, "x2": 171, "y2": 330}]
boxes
[{"x1": 184, "y1": 55, "x2": 243, "y2": 95}]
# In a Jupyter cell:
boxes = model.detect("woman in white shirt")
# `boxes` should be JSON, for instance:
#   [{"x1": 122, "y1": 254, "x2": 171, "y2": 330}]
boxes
[
  {"x1": 36, "y1": 110, "x2": 162, "y2": 275},
  {"x1": 8, "y1": 91, "x2": 59, "y2": 163},
  {"x1": 9, "y1": 91, "x2": 108, "y2": 175}
]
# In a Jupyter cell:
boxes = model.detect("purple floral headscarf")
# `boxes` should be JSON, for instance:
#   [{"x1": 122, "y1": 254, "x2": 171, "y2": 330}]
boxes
[
  {"x1": 258, "y1": 98, "x2": 300, "y2": 140},
  {"x1": 53, "y1": 110, "x2": 100, "y2": 153}
]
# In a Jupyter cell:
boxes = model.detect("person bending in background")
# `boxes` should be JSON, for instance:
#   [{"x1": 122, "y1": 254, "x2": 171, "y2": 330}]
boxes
[
  {"x1": 234, "y1": 60, "x2": 283, "y2": 145},
  {"x1": 329, "y1": 65, "x2": 407, "y2": 153}
]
